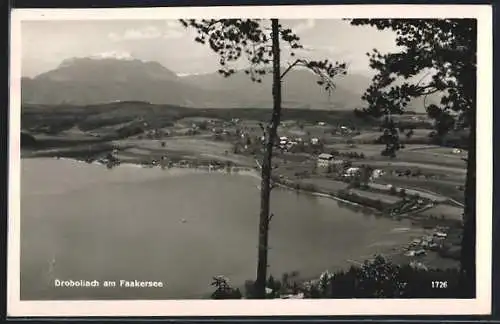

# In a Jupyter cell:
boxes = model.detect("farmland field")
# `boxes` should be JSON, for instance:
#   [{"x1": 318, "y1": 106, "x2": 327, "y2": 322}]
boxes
[{"x1": 418, "y1": 204, "x2": 464, "y2": 222}]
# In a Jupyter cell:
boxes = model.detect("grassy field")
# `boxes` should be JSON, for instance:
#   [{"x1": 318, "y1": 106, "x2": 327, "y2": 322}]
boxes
[
  {"x1": 418, "y1": 204, "x2": 464, "y2": 222},
  {"x1": 115, "y1": 137, "x2": 254, "y2": 166},
  {"x1": 298, "y1": 177, "x2": 349, "y2": 193},
  {"x1": 325, "y1": 143, "x2": 384, "y2": 157},
  {"x1": 353, "y1": 160, "x2": 466, "y2": 176},
  {"x1": 406, "y1": 146, "x2": 468, "y2": 154},
  {"x1": 348, "y1": 189, "x2": 401, "y2": 204},
  {"x1": 352, "y1": 128, "x2": 433, "y2": 143},
  {"x1": 374, "y1": 176, "x2": 465, "y2": 204},
  {"x1": 324, "y1": 144, "x2": 467, "y2": 169},
  {"x1": 394, "y1": 151, "x2": 466, "y2": 169}
]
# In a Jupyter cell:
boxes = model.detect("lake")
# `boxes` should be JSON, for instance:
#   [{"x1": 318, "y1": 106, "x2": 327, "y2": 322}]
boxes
[{"x1": 20, "y1": 158, "x2": 425, "y2": 300}]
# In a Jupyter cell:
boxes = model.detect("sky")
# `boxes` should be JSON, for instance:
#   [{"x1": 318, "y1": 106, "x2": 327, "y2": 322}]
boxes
[{"x1": 20, "y1": 19, "x2": 399, "y2": 78}]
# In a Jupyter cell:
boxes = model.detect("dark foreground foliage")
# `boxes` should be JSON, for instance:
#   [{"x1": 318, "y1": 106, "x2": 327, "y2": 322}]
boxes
[
  {"x1": 212, "y1": 255, "x2": 461, "y2": 299},
  {"x1": 349, "y1": 19, "x2": 476, "y2": 297}
]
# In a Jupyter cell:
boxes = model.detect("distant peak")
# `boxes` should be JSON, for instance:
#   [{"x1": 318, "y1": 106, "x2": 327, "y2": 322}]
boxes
[
  {"x1": 89, "y1": 51, "x2": 135, "y2": 60},
  {"x1": 177, "y1": 71, "x2": 214, "y2": 77},
  {"x1": 58, "y1": 51, "x2": 136, "y2": 68}
]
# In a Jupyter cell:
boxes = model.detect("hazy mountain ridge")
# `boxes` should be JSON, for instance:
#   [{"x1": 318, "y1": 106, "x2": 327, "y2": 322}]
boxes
[{"x1": 21, "y1": 57, "x2": 435, "y2": 112}]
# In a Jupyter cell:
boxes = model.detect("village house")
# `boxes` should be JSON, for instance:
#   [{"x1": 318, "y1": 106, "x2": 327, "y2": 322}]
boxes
[
  {"x1": 279, "y1": 136, "x2": 289, "y2": 148},
  {"x1": 286, "y1": 141, "x2": 298, "y2": 150},
  {"x1": 371, "y1": 169, "x2": 385, "y2": 180},
  {"x1": 317, "y1": 153, "x2": 336, "y2": 168},
  {"x1": 280, "y1": 120, "x2": 296, "y2": 128},
  {"x1": 344, "y1": 167, "x2": 361, "y2": 177}
]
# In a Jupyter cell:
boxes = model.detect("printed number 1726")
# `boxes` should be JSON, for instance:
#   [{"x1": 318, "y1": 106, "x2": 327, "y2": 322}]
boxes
[{"x1": 431, "y1": 281, "x2": 448, "y2": 289}]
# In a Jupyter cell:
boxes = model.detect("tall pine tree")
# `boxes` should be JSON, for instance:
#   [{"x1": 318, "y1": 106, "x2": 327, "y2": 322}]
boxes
[
  {"x1": 350, "y1": 18, "x2": 477, "y2": 297},
  {"x1": 181, "y1": 19, "x2": 347, "y2": 298}
]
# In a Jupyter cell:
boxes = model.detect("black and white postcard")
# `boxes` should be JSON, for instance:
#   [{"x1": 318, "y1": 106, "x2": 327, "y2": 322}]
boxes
[{"x1": 8, "y1": 4, "x2": 493, "y2": 317}]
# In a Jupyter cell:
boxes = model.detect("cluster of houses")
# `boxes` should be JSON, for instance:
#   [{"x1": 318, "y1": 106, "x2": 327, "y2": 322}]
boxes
[
  {"x1": 404, "y1": 227, "x2": 448, "y2": 257},
  {"x1": 135, "y1": 118, "x2": 250, "y2": 141},
  {"x1": 277, "y1": 136, "x2": 323, "y2": 151},
  {"x1": 278, "y1": 136, "x2": 303, "y2": 150},
  {"x1": 316, "y1": 153, "x2": 385, "y2": 180},
  {"x1": 212, "y1": 127, "x2": 231, "y2": 136},
  {"x1": 140, "y1": 118, "x2": 246, "y2": 139},
  {"x1": 337, "y1": 125, "x2": 353, "y2": 136},
  {"x1": 144, "y1": 128, "x2": 170, "y2": 139}
]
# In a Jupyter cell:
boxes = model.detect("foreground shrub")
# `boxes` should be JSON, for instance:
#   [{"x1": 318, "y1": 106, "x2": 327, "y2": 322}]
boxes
[
  {"x1": 210, "y1": 276, "x2": 242, "y2": 299},
  {"x1": 211, "y1": 256, "x2": 461, "y2": 299}
]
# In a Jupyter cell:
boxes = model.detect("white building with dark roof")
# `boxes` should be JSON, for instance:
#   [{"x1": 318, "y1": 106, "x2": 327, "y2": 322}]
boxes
[{"x1": 317, "y1": 153, "x2": 334, "y2": 167}]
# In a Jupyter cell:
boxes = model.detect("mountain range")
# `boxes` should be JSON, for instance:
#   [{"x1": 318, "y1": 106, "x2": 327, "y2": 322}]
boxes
[{"x1": 21, "y1": 57, "x2": 433, "y2": 112}]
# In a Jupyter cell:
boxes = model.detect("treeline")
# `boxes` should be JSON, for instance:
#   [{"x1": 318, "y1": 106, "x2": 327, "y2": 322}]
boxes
[
  {"x1": 372, "y1": 129, "x2": 469, "y2": 148},
  {"x1": 23, "y1": 116, "x2": 81, "y2": 134},
  {"x1": 330, "y1": 150, "x2": 366, "y2": 159},
  {"x1": 210, "y1": 255, "x2": 463, "y2": 299},
  {"x1": 32, "y1": 143, "x2": 115, "y2": 159},
  {"x1": 22, "y1": 102, "x2": 386, "y2": 136},
  {"x1": 190, "y1": 108, "x2": 381, "y2": 127}
]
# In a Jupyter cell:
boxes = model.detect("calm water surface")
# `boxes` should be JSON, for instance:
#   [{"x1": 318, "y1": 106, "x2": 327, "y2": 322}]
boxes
[{"x1": 20, "y1": 158, "x2": 424, "y2": 300}]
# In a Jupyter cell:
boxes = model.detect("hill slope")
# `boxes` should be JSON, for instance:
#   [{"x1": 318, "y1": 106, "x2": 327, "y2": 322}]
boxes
[{"x1": 21, "y1": 57, "x2": 437, "y2": 112}]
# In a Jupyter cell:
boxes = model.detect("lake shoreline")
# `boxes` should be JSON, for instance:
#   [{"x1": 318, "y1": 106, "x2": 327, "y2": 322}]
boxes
[
  {"x1": 20, "y1": 157, "x2": 460, "y2": 300},
  {"x1": 22, "y1": 155, "x2": 458, "y2": 226},
  {"x1": 23, "y1": 155, "x2": 392, "y2": 213},
  {"x1": 25, "y1": 156, "x2": 462, "y2": 243}
]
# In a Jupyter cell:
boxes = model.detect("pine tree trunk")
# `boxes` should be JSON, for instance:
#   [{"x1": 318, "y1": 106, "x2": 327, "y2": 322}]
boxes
[
  {"x1": 459, "y1": 110, "x2": 476, "y2": 298},
  {"x1": 254, "y1": 18, "x2": 281, "y2": 299}
]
